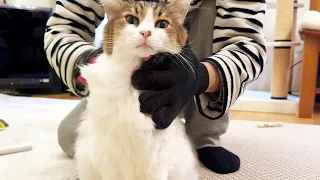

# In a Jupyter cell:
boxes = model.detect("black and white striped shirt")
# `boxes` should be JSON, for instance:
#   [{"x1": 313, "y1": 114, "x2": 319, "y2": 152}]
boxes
[{"x1": 44, "y1": 0, "x2": 267, "y2": 120}]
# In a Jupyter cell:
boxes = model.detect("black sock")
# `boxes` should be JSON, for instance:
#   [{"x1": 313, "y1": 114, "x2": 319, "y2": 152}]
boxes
[{"x1": 197, "y1": 147, "x2": 240, "y2": 174}]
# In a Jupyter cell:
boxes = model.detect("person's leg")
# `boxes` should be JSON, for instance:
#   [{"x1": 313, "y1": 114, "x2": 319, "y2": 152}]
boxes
[
  {"x1": 58, "y1": 98, "x2": 87, "y2": 158},
  {"x1": 184, "y1": 0, "x2": 240, "y2": 173},
  {"x1": 184, "y1": 99, "x2": 240, "y2": 174}
]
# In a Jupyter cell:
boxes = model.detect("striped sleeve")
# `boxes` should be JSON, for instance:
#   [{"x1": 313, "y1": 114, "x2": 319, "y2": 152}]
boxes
[
  {"x1": 44, "y1": 0, "x2": 105, "y2": 95},
  {"x1": 196, "y1": 0, "x2": 267, "y2": 119}
]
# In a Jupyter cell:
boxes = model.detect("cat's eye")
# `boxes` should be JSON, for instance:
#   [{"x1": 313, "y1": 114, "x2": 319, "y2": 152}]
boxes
[
  {"x1": 155, "y1": 20, "x2": 169, "y2": 29},
  {"x1": 126, "y1": 15, "x2": 139, "y2": 25}
]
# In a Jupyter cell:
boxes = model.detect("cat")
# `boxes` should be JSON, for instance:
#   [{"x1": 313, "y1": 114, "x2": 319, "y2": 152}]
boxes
[{"x1": 75, "y1": 0, "x2": 199, "y2": 179}]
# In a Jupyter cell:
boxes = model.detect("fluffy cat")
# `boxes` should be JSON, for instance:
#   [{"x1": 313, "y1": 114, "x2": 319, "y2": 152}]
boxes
[{"x1": 75, "y1": 0, "x2": 199, "y2": 179}]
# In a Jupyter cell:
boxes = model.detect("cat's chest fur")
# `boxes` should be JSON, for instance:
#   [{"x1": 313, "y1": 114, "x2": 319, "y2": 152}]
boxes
[
  {"x1": 76, "y1": 53, "x2": 198, "y2": 180},
  {"x1": 79, "y1": 53, "x2": 156, "y2": 133},
  {"x1": 77, "y1": 53, "x2": 174, "y2": 178}
]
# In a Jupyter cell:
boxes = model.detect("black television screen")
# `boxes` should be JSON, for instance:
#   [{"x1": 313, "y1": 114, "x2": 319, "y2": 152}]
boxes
[{"x1": 0, "y1": 5, "x2": 52, "y2": 88}]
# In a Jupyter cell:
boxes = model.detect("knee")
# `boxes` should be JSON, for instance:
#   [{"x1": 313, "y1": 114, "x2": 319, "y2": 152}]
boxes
[
  {"x1": 57, "y1": 99, "x2": 86, "y2": 158},
  {"x1": 58, "y1": 120, "x2": 76, "y2": 158},
  {"x1": 212, "y1": 112, "x2": 230, "y2": 135}
]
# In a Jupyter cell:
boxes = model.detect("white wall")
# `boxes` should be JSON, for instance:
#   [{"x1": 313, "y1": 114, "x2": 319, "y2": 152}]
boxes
[
  {"x1": 95, "y1": 17, "x2": 108, "y2": 47},
  {"x1": 247, "y1": 0, "x2": 310, "y2": 93}
]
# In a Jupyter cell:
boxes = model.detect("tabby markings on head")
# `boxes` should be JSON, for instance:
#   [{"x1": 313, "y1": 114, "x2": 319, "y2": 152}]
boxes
[
  {"x1": 135, "y1": 0, "x2": 171, "y2": 3},
  {"x1": 102, "y1": 0, "x2": 191, "y2": 56}
]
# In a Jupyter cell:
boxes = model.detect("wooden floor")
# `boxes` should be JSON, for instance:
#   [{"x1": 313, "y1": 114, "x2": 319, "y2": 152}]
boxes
[
  {"x1": 34, "y1": 93, "x2": 320, "y2": 125},
  {"x1": 33, "y1": 93, "x2": 82, "y2": 100}
]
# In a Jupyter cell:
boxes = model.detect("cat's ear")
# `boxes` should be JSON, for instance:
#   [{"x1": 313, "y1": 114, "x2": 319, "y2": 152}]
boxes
[
  {"x1": 100, "y1": 0, "x2": 123, "y2": 20},
  {"x1": 167, "y1": 0, "x2": 192, "y2": 24}
]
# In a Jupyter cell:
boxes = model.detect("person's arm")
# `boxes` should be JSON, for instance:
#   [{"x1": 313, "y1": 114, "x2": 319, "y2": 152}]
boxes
[
  {"x1": 44, "y1": 0, "x2": 105, "y2": 96},
  {"x1": 196, "y1": 0, "x2": 267, "y2": 119}
]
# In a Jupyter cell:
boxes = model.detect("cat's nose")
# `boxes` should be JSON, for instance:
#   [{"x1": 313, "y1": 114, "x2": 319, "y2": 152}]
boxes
[{"x1": 140, "y1": 31, "x2": 152, "y2": 39}]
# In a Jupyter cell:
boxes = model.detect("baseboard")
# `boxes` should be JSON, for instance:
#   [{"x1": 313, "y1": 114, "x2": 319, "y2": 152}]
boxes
[{"x1": 230, "y1": 90, "x2": 299, "y2": 114}]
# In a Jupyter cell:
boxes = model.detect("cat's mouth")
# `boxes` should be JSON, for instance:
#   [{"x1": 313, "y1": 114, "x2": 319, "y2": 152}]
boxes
[{"x1": 136, "y1": 43, "x2": 153, "y2": 50}]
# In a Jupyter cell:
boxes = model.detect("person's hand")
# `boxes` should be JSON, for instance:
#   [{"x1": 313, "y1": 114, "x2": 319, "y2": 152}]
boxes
[
  {"x1": 73, "y1": 48, "x2": 102, "y2": 97},
  {"x1": 131, "y1": 44, "x2": 209, "y2": 129}
]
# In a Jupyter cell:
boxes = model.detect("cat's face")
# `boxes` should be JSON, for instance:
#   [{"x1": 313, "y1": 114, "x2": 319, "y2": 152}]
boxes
[{"x1": 102, "y1": 0, "x2": 191, "y2": 58}]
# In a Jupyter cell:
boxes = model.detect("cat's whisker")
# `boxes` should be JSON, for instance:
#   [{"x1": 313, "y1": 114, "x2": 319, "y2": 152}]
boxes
[
  {"x1": 184, "y1": 19, "x2": 202, "y2": 48},
  {"x1": 172, "y1": 54, "x2": 189, "y2": 72},
  {"x1": 196, "y1": 7, "x2": 216, "y2": 11},
  {"x1": 163, "y1": 52, "x2": 183, "y2": 68},
  {"x1": 168, "y1": 46, "x2": 198, "y2": 73},
  {"x1": 162, "y1": 52, "x2": 176, "y2": 63},
  {"x1": 177, "y1": 56, "x2": 198, "y2": 78},
  {"x1": 150, "y1": 41, "x2": 195, "y2": 57},
  {"x1": 157, "y1": 45, "x2": 196, "y2": 75}
]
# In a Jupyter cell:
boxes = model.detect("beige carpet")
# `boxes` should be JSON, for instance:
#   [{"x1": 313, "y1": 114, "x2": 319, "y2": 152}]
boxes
[{"x1": 1, "y1": 94, "x2": 320, "y2": 180}]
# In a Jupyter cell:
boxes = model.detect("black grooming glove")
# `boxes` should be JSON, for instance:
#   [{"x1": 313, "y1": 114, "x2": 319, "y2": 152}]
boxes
[{"x1": 131, "y1": 44, "x2": 209, "y2": 129}]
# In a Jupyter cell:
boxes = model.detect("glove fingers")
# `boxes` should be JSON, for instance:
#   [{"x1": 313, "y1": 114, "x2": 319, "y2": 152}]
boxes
[
  {"x1": 139, "y1": 91, "x2": 170, "y2": 114},
  {"x1": 152, "y1": 106, "x2": 179, "y2": 130},
  {"x1": 150, "y1": 54, "x2": 171, "y2": 71},
  {"x1": 131, "y1": 69, "x2": 173, "y2": 91}
]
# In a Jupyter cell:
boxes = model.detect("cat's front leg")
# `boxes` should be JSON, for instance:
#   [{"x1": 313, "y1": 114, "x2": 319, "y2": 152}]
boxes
[
  {"x1": 147, "y1": 169, "x2": 169, "y2": 180},
  {"x1": 76, "y1": 155, "x2": 101, "y2": 180},
  {"x1": 168, "y1": 167, "x2": 199, "y2": 180}
]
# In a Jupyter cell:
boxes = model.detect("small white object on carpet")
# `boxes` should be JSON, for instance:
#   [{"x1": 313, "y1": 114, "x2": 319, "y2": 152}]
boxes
[
  {"x1": 1, "y1": 94, "x2": 320, "y2": 180},
  {"x1": 0, "y1": 144, "x2": 33, "y2": 155},
  {"x1": 257, "y1": 121, "x2": 283, "y2": 128}
]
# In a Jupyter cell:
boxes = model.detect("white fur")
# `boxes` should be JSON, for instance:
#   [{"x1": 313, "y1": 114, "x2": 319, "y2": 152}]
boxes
[
  {"x1": 75, "y1": 6, "x2": 199, "y2": 180},
  {"x1": 299, "y1": 10, "x2": 320, "y2": 31}
]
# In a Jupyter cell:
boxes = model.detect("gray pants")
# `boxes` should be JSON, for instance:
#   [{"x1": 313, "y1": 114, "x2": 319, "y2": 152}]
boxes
[{"x1": 57, "y1": 0, "x2": 229, "y2": 158}]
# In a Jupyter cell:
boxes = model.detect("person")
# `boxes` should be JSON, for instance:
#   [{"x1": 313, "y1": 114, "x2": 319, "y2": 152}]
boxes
[{"x1": 44, "y1": 0, "x2": 267, "y2": 174}]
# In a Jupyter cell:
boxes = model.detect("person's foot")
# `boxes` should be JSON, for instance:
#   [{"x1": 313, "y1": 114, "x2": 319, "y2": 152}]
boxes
[{"x1": 197, "y1": 147, "x2": 240, "y2": 174}]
